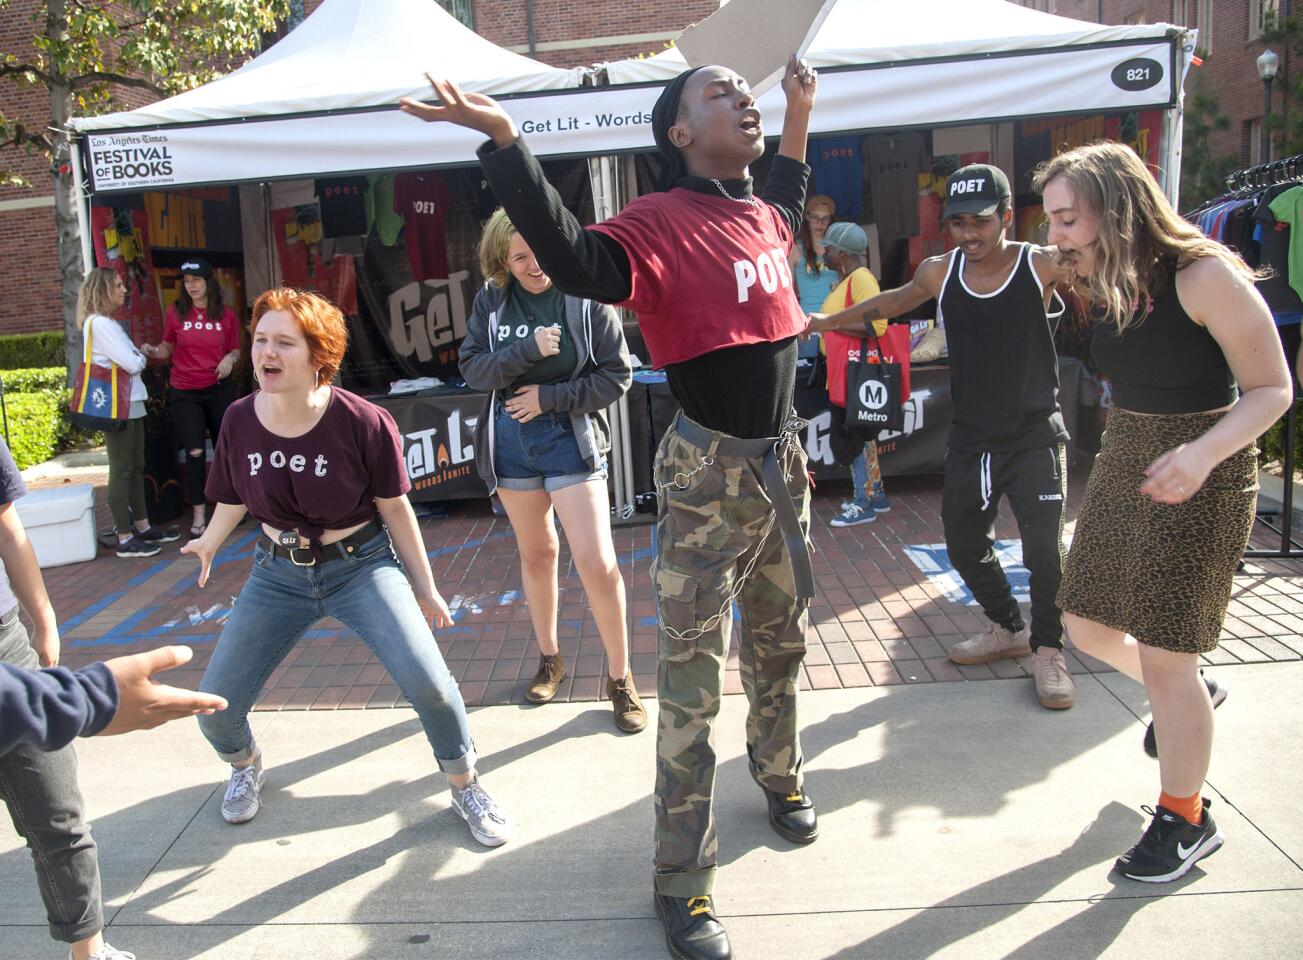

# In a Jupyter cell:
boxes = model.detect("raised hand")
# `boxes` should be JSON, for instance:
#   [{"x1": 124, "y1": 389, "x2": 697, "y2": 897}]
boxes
[
  {"x1": 399, "y1": 75, "x2": 518, "y2": 147},
  {"x1": 100, "y1": 645, "x2": 227, "y2": 735},
  {"x1": 781, "y1": 54, "x2": 817, "y2": 113}
]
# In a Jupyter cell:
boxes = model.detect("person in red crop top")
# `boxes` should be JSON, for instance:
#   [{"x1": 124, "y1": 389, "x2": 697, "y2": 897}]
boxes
[
  {"x1": 181, "y1": 288, "x2": 509, "y2": 848},
  {"x1": 402, "y1": 57, "x2": 817, "y2": 960},
  {"x1": 1038, "y1": 143, "x2": 1291, "y2": 883},
  {"x1": 142, "y1": 257, "x2": 241, "y2": 537}
]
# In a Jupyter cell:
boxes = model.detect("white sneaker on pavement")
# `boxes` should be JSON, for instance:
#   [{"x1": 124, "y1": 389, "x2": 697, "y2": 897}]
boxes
[
  {"x1": 221, "y1": 751, "x2": 265, "y2": 824},
  {"x1": 1031, "y1": 645, "x2": 1076, "y2": 710},
  {"x1": 947, "y1": 621, "x2": 1032, "y2": 665},
  {"x1": 73, "y1": 945, "x2": 136, "y2": 960},
  {"x1": 450, "y1": 775, "x2": 510, "y2": 847}
]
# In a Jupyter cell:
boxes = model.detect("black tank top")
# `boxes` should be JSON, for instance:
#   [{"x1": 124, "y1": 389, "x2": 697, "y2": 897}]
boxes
[
  {"x1": 1090, "y1": 265, "x2": 1237, "y2": 414},
  {"x1": 938, "y1": 243, "x2": 1068, "y2": 452}
]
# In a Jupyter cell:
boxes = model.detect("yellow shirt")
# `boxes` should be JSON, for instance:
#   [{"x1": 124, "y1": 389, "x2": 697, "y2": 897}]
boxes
[{"x1": 820, "y1": 267, "x2": 888, "y2": 337}]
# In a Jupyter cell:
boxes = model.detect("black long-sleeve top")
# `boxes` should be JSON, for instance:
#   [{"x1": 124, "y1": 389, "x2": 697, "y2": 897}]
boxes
[{"x1": 477, "y1": 138, "x2": 810, "y2": 438}]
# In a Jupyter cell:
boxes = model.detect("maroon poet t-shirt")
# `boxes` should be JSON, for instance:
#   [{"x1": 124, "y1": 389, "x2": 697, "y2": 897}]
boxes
[{"x1": 206, "y1": 388, "x2": 410, "y2": 549}]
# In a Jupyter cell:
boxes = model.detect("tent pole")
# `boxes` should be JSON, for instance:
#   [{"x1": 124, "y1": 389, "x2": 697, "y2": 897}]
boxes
[
  {"x1": 70, "y1": 139, "x2": 93, "y2": 272},
  {"x1": 1162, "y1": 31, "x2": 1196, "y2": 208}
]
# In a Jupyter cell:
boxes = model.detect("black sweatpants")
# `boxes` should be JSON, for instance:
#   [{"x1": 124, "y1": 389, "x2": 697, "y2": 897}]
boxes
[
  {"x1": 941, "y1": 444, "x2": 1066, "y2": 650},
  {"x1": 169, "y1": 380, "x2": 235, "y2": 504}
]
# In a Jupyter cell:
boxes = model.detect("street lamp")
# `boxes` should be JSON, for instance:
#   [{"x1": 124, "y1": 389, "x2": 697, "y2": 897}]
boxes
[{"x1": 1258, "y1": 48, "x2": 1280, "y2": 164}]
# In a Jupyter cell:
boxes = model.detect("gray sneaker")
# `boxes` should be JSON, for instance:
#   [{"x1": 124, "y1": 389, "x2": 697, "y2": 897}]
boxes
[
  {"x1": 450, "y1": 776, "x2": 510, "y2": 847},
  {"x1": 221, "y1": 752, "x2": 264, "y2": 824}
]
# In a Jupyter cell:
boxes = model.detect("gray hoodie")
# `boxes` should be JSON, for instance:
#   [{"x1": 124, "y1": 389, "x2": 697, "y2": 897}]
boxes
[{"x1": 460, "y1": 282, "x2": 632, "y2": 493}]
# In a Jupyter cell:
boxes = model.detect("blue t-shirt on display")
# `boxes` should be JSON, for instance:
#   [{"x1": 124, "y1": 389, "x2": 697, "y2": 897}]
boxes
[{"x1": 807, "y1": 136, "x2": 863, "y2": 222}]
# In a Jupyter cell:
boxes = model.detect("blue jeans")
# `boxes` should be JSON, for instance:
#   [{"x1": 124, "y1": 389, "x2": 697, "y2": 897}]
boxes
[
  {"x1": 198, "y1": 531, "x2": 476, "y2": 774},
  {"x1": 494, "y1": 405, "x2": 604, "y2": 492}
]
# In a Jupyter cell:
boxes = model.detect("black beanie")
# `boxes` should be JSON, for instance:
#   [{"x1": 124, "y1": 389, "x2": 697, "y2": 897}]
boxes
[{"x1": 651, "y1": 66, "x2": 705, "y2": 191}]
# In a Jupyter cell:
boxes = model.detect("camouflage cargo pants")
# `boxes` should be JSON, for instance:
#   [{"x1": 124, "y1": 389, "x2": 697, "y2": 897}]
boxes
[{"x1": 652, "y1": 413, "x2": 812, "y2": 898}]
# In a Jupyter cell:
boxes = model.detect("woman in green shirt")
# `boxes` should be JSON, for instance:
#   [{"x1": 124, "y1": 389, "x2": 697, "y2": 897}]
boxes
[{"x1": 460, "y1": 208, "x2": 646, "y2": 733}]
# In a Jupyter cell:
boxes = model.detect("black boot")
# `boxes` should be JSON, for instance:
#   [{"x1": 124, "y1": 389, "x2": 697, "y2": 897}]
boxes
[
  {"x1": 655, "y1": 893, "x2": 732, "y2": 960},
  {"x1": 749, "y1": 761, "x2": 818, "y2": 844}
]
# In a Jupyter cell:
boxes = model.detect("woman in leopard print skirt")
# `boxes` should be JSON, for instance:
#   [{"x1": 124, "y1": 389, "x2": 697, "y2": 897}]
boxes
[{"x1": 1035, "y1": 143, "x2": 1291, "y2": 884}]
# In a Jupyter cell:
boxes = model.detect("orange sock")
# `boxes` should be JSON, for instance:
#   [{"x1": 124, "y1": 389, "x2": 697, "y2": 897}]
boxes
[{"x1": 1159, "y1": 790, "x2": 1203, "y2": 824}]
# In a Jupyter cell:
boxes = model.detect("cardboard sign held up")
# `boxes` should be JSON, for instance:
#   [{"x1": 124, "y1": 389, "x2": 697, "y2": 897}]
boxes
[{"x1": 675, "y1": 0, "x2": 835, "y2": 96}]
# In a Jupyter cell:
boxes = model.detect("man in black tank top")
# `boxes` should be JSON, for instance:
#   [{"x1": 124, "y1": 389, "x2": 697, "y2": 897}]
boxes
[{"x1": 808, "y1": 165, "x2": 1076, "y2": 711}]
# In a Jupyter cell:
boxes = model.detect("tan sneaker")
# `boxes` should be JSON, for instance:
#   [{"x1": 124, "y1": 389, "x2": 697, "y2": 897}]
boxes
[
  {"x1": 526, "y1": 653, "x2": 566, "y2": 703},
  {"x1": 606, "y1": 672, "x2": 648, "y2": 733},
  {"x1": 1032, "y1": 646, "x2": 1076, "y2": 710},
  {"x1": 947, "y1": 621, "x2": 1032, "y2": 665}
]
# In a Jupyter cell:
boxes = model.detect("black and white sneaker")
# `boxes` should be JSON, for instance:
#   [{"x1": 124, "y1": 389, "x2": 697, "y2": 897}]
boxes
[
  {"x1": 1143, "y1": 671, "x2": 1227, "y2": 758},
  {"x1": 136, "y1": 526, "x2": 180, "y2": 543},
  {"x1": 115, "y1": 537, "x2": 161, "y2": 559},
  {"x1": 1115, "y1": 797, "x2": 1224, "y2": 882}
]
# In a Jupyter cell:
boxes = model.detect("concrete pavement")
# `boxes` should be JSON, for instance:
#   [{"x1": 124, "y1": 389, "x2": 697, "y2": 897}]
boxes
[{"x1": 3, "y1": 661, "x2": 1301, "y2": 959}]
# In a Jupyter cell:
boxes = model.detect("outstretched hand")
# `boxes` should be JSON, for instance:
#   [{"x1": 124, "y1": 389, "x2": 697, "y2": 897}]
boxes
[
  {"x1": 180, "y1": 534, "x2": 217, "y2": 588},
  {"x1": 399, "y1": 75, "x2": 518, "y2": 147},
  {"x1": 100, "y1": 645, "x2": 227, "y2": 736},
  {"x1": 781, "y1": 54, "x2": 817, "y2": 113}
]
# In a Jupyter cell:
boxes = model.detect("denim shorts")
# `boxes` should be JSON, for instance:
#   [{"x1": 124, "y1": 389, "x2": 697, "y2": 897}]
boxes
[{"x1": 494, "y1": 405, "x2": 606, "y2": 492}]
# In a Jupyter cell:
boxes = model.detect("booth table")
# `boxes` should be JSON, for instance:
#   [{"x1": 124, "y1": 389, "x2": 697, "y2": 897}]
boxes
[{"x1": 373, "y1": 359, "x2": 1088, "y2": 503}]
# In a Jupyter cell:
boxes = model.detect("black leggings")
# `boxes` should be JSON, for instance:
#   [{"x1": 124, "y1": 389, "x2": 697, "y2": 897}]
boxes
[{"x1": 169, "y1": 381, "x2": 236, "y2": 504}]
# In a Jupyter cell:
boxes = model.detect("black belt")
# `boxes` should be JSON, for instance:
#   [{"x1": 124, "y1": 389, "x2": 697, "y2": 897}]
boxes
[
  {"x1": 258, "y1": 518, "x2": 386, "y2": 566},
  {"x1": 671, "y1": 414, "x2": 815, "y2": 600}
]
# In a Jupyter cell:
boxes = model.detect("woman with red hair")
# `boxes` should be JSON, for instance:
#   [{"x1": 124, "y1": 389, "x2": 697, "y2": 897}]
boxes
[{"x1": 181, "y1": 288, "x2": 509, "y2": 847}]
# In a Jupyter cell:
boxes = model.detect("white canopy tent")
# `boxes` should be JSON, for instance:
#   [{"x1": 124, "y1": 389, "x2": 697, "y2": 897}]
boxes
[
  {"x1": 600, "y1": 0, "x2": 1194, "y2": 198},
  {"x1": 70, "y1": 0, "x2": 1195, "y2": 200}
]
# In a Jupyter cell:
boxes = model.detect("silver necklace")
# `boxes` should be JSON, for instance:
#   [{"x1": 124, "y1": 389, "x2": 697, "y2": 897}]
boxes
[{"x1": 710, "y1": 179, "x2": 758, "y2": 207}]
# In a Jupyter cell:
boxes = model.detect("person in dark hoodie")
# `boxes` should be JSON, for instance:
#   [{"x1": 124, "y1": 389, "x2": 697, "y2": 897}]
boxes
[
  {"x1": 460, "y1": 207, "x2": 645, "y2": 734},
  {"x1": 403, "y1": 55, "x2": 818, "y2": 960}
]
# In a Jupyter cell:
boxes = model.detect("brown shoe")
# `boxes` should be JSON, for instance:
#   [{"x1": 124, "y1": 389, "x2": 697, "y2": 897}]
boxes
[
  {"x1": 526, "y1": 653, "x2": 566, "y2": 703},
  {"x1": 947, "y1": 621, "x2": 1032, "y2": 665},
  {"x1": 1032, "y1": 646, "x2": 1076, "y2": 710},
  {"x1": 606, "y1": 672, "x2": 648, "y2": 733}
]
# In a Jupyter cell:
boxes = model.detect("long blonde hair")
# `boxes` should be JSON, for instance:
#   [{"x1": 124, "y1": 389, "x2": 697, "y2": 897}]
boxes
[
  {"x1": 1031, "y1": 142, "x2": 1253, "y2": 330},
  {"x1": 75, "y1": 268, "x2": 120, "y2": 330}
]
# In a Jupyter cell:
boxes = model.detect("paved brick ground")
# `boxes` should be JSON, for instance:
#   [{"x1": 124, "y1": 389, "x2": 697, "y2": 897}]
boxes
[{"x1": 26, "y1": 465, "x2": 1303, "y2": 712}]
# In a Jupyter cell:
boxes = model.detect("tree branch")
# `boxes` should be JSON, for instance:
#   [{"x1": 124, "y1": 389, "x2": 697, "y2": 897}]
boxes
[
  {"x1": 0, "y1": 61, "x2": 53, "y2": 85},
  {"x1": 70, "y1": 71, "x2": 163, "y2": 94}
]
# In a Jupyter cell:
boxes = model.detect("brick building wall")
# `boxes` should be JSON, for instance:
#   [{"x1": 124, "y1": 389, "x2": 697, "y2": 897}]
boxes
[{"x1": 1023, "y1": 1, "x2": 1281, "y2": 168}]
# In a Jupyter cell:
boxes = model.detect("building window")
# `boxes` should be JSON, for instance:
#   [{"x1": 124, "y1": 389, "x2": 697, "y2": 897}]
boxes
[
  {"x1": 438, "y1": 0, "x2": 475, "y2": 30},
  {"x1": 1247, "y1": 118, "x2": 1272, "y2": 166},
  {"x1": 1196, "y1": 0, "x2": 1211, "y2": 51},
  {"x1": 1250, "y1": 0, "x2": 1279, "y2": 41}
]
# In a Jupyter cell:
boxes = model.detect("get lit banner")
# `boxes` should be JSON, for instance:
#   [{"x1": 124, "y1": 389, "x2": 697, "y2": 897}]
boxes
[{"x1": 82, "y1": 39, "x2": 1176, "y2": 193}]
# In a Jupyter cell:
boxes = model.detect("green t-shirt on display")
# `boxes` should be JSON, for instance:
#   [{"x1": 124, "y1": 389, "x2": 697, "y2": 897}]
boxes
[
  {"x1": 368, "y1": 174, "x2": 405, "y2": 248},
  {"x1": 1269, "y1": 185, "x2": 1303, "y2": 303},
  {"x1": 494, "y1": 284, "x2": 577, "y2": 400}
]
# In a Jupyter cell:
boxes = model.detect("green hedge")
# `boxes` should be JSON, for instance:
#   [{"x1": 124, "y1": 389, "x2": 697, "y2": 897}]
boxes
[
  {"x1": 1, "y1": 366, "x2": 67, "y2": 393},
  {"x1": 0, "y1": 331, "x2": 65, "y2": 369},
  {"x1": 0, "y1": 364, "x2": 100, "y2": 470},
  {"x1": 2, "y1": 390, "x2": 72, "y2": 470}
]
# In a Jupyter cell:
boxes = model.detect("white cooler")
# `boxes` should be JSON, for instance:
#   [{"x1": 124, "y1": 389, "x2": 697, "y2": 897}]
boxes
[{"x1": 14, "y1": 484, "x2": 98, "y2": 568}]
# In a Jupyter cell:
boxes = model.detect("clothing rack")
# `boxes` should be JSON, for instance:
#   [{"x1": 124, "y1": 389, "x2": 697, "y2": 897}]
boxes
[{"x1": 1209, "y1": 156, "x2": 1303, "y2": 560}]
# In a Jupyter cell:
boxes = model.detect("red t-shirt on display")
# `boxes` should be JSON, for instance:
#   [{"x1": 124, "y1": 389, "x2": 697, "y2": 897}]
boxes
[
  {"x1": 206, "y1": 388, "x2": 411, "y2": 547},
  {"x1": 393, "y1": 172, "x2": 452, "y2": 281},
  {"x1": 163, "y1": 304, "x2": 241, "y2": 391},
  {"x1": 588, "y1": 189, "x2": 804, "y2": 369}
]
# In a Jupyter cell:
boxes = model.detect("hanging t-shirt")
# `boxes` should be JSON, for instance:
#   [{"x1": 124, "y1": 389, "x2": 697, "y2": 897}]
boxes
[
  {"x1": 589, "y1": 188, "x2": 802, "y2": 369},
  {"x1": 368, "y1": 175, "x2": 405, "y2": 247},
  {"x1": 494, "y1": 284, "x2": 577, "y2": 397},
  {"x1": 163, "y1": 303, "x2": 241, "y2": 391},
  {"x1": 1267, "y1": 185, "x2": 1303, "y2": 306},
  {"x1": 807, "y1": 136, "x2": 863, "y2": 222},
  {"x1": 315, "y1": 176, "x2": 370, "y2": 239},
  {"x1": 865, "y1": 132, "x2": 928, "y2": 244},
  {"x1": 0, "y1": 438, "x2": 27, "y2": 616},
  {"x1": 206, "y1": 387, "x2": 410, "y2": 550},
  {"x1": 393, "y1": 172, "x2": 452, "y2": 281}
]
